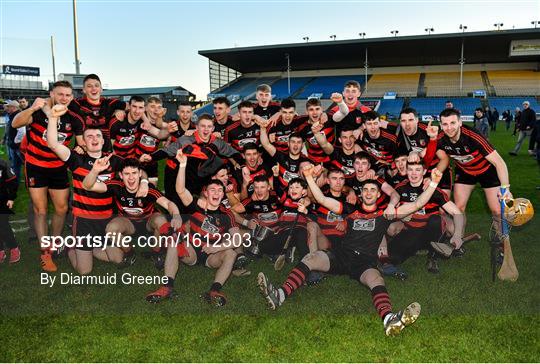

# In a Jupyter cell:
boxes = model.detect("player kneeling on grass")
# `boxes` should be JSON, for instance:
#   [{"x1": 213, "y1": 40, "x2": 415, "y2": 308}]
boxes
[
  {"x1": 380, "y1": 161, "x2": 464, "y2": 278},
  {"x1": 82, "y1": 157, "x2": 182, "y2": 268},
  {"x1": 46, "y1": 105, "x2": 128, "y2": 274},
  {"x1": 146, "y1": 150, "x2": 240, "y2": 306},
  {"x1": 257, "y1": 164, "x2": 444, "y2": 336}
]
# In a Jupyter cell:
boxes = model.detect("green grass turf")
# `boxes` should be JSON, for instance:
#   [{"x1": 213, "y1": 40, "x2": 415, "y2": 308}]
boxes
[{"x1": 0, "y1": 127, "x2": 539, "y2": 362}]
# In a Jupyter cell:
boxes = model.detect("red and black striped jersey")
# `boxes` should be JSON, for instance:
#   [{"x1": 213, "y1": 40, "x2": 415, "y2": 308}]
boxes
[
  {"x1": 297, "y1": 114, "x2": 335, "y2": 163},
  {"x1": 267, "y1": 116, "x2": 306, "y2": 153},
  {"x1": 357, "y1": 130, "x2": 397, "y2": 168},
  {"x1": 328, "y1": 100, "x2": 371, "y2": 131},
  {"x1": 66, "y1": 152, "x2": 123, "y2": 219},
  {"x1": 276, "y1": 195, "x2": 311, "y2": 233},
  {"x1": 242, "y1": 192, "x2": 282, "y2": 229},
  {"x1": 213, "y1": 116, "x2": 234, "y2": 138},
  {"x1": 273, "y1": 151, "x2": 311, "y2": 191},
  {"x1": 314, "y1": 187, "x2": 347, "y2": 238},
  {"x1": 336, "y1": 202, "x2": 389, "y2": 257},
  {"x1": 105, "y1": 180, "x2": 163, "y2": 222},
  {"x1": 220, "y1": 177, "x2": 239, "y2": 210},
  {"x1": 223, "y1": 122, "x2": 261, "y2": 152},
  {"x1": 437, "y1": 125, "x2": 495, "y2": 176},
  {"x1": 397, "y1": 122, "x2": 443, "y2": 169},
  {"x1": 26, "y1": 109, "x2": 84, "y2": 169},
  {"x1": 349, "y1": 176, "x2": 391, "y2": 209},
  {"x1": 109, "y1": 118, "x2": 140, "y2": 158},
  {"x1": 234, "y1": 162, "x2": 273, "y2": 195},
  {"x1": 253, "y1": 102, "x2": 281, "y2": 120},
  {"x1": 395, "y1": 180, "x2": 449, "y2": 228},
  {"x1": 385, "y1": 169, "x2": 408, "y2": 188},
  {"x1": 165, "y1": 121, "x2": 196, "y2": 171},
  {"x1": 184, "y1": 200, "x2": 237, "y2": 245},
  {"x1": 69, "y1": 97, "x2": 125, "y2": 141},
  {"x1": 324, "y1": 147, "x2": 356, "y2": 181}
]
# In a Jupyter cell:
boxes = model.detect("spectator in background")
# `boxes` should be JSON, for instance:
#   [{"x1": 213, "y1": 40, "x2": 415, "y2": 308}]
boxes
[
  {"x1": 2, "y1": 101, "x2": 23, "y2": 183},
  {"x1": 523, "y1": 101, "x2": 538, "y2": 155},
  {"x1": 491, "y1": 107, "x2": 499, "y2": 131},
  {"x1": 17, "y1": 97, "x2": 29, "y2": 110},
  {"x1": 502, "y1": 109, "x2": 513, "y2": 131},
  {"x1": 509, "y1": 101, "x2": 535, "y2": 156},
  {"x1": 445, "y1": 100, "x2": 453, "y2": 109},
  {"x1": 473, "y1": 107, "x2": 489, "y2": 138},
  {"x1": 513, "y1": 107, "x2": 521, "y2": 136},
  {"x1": 484, "y1": 106, "x2": 493, "y2": 130}
]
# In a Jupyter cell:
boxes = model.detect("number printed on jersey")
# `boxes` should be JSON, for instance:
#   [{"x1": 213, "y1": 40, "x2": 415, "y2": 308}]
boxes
[{"x1": 352, "y1": 218, "x2": 375, "y2": 231}]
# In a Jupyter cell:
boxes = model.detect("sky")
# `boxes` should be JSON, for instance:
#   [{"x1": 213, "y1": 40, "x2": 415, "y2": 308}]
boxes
[{"x1": 0, "y1": 0, "x2": 538, "y2": 100}]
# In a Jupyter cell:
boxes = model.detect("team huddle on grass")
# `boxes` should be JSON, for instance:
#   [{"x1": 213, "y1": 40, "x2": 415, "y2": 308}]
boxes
[{"x1": 2, "y1": 74, "x2": 531, "y2": 337}]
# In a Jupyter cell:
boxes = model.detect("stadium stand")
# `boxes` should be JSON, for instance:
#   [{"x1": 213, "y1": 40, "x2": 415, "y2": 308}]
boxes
[
  {"x1": 193, "y1": 102, "x2": 214, "y2": 116},
  {"x1": 488, "y1": 97, "x2": 540, "y2": 113},
  {"x1": 409, "y1": 97, "x2": 483, "y2": 116},
  {"x1": 296, "y1": 75, "x2": 366, "y2": 99},
  {"x1": 488, "y1": 70, "x2": 540, "y2": 96},
  {"x1": 424, "y1": 72, "x2": 485, "y2": 97},
  {"x1": 362, "y1": 73, "x2": 419, "y2": 98},
  {"x1": 270, "y1": 77, "x2": 313, "y2": 99},
  {"x1": 213, "y1": 77, "x2": 279, "y2": 98},
  {"x1": 377, "y1": 98, "x2": 405, "y2": 118}
]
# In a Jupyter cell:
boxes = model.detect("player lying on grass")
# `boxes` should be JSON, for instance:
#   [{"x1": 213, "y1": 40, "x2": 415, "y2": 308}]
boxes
[
  {"x1": 257, "y1": 163, "x2": 444, "y2": 336},
  {"x1": 82, "y1": 157, "x2": 182, "y2": 269},
  {"x1": 145, "y1": 150, "x2": 240, "y2": 306}
]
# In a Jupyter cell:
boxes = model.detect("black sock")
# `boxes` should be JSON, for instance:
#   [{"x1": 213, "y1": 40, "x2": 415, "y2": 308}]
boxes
[
  {"x1": 164, "y1": 276, "x2": 175, "y2": 288},
  {"x1": 210, "y1": 282, "x2": 222, "y2": 292}
]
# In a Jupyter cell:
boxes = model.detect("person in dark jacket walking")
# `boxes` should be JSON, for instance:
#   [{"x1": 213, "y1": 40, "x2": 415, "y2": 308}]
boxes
[
  {"x1": 0, "y1": 159, "x2": 20, "y2": 264},
  {"x1": 510, "y1": 101, "x2": 536, "y2": 155}
]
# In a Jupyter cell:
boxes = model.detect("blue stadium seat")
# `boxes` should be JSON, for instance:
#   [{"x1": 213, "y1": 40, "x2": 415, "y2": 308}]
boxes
[
  {"x1": 297, "y1": 75, "x2": 366, "y2": 99},
  {"x1": 409, "y1": 98, "x2": 483, "y2": 117},
  {"x1": 217, "y1": 77, "x2": 279, "y2": 99},
  {"x1": 377, "y1": 99, "x2": 404, "y2": 118},
  {"x1": 270, "y1": 77, "x2": 313, "y2": 99},
  {"x1": 194, "y1": 102, "x2": 214, "y2": 116}
]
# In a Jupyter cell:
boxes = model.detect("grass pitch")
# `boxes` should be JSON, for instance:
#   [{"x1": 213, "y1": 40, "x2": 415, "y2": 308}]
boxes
[{"x1": 0, "y1": 128, "x2": 538, "y2": 362}]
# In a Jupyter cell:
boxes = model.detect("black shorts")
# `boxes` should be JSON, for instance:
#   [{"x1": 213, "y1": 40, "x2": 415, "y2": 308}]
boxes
[
  {"x1": 142, "y1": 162, "x2": 158, "y2": 179},
  {"x1": 194, "y1": 247, "x2": 210, "y2": 266},
  {"x1": 131, "y1": 219, "x2": 150, "y2": 238},
  {"x1": 25, "y1": 163, "x2": 69, "y2": 189},
  {"x1": 326, "y1": 247, "x2": 377, "y2": 280},
  {"x1": 455, "y1": 165, "x2": 500, "y2": 189},
  {"x1": 72, "y1": 216, "x2": 111, "y2": 251}
]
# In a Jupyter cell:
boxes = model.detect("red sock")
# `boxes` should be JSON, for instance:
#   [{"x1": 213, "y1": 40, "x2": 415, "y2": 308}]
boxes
[{"x1": 281, "y1": 262, "x2": 310, "y2": 296}]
